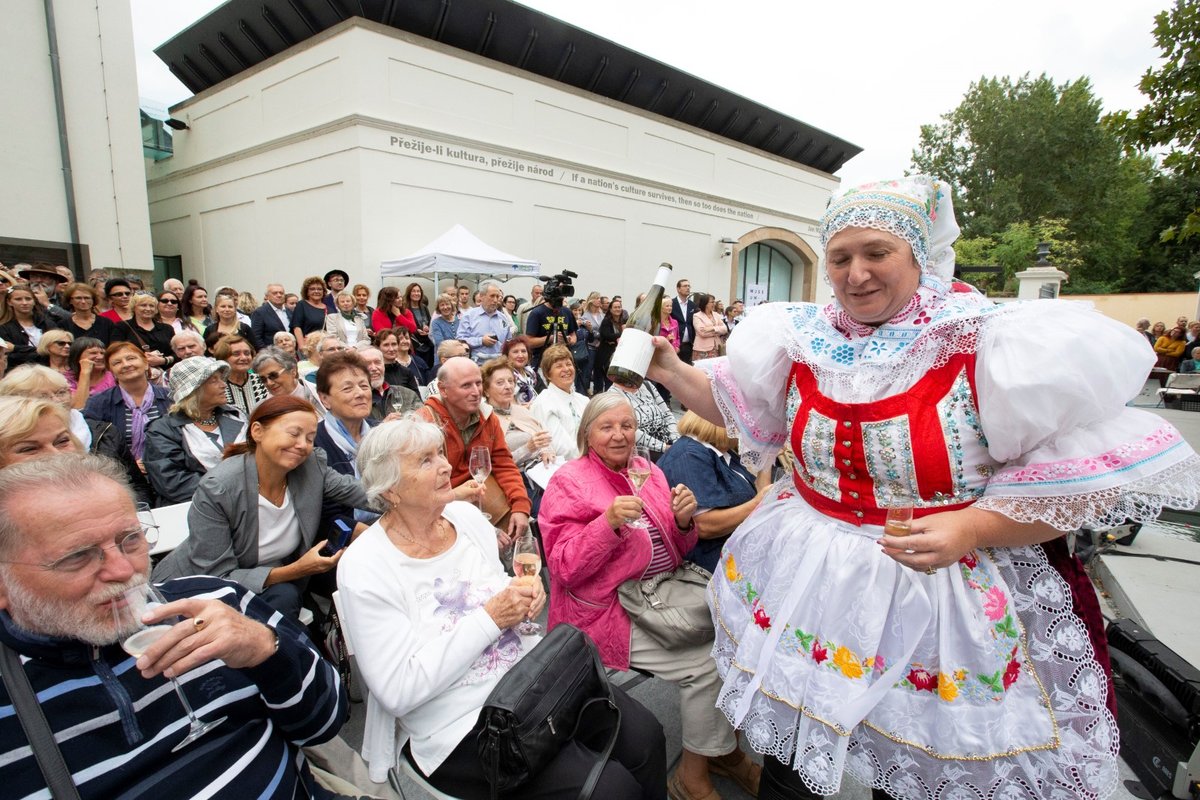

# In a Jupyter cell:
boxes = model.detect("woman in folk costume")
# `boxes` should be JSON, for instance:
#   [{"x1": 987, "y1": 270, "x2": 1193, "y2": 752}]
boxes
[{"x1": 647, "y1": 175, "x2": 1200, "y2": 800}]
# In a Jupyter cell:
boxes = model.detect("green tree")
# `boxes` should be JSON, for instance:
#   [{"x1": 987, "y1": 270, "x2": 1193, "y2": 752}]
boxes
[
  {"x1": 1120, "y1": 168, "x2": 1200, "y2": 291},
  {"x1": 912, "y1": 74, "x2": 1144, "y2": 291},
  {"x1": 1110, "y1": 0, "x2": 1200, "y2": 241}
]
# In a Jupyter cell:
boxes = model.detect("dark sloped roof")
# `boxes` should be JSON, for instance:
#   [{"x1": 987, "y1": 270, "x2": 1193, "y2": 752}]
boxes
[{"x1": 156, "y1": 0, "x2": 860, "y2": 174}]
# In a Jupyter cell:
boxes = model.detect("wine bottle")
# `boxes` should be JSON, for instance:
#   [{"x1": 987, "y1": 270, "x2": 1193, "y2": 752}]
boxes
[{"x1": 607, "y1": 262, "x2": 673, "y2": 390}]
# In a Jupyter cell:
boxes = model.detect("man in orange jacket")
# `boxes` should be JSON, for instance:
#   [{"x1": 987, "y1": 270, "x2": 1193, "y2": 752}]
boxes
[{"x1": 418, "y1": 357, "x2": 531, "y2": 547}]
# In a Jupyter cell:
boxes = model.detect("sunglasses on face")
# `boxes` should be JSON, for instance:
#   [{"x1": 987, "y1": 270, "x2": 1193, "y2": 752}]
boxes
[
  {"x1": 158, "y1": 297, "x2": 179, "y2": 305},
  {"x1": 109, "y1": 291, "x2": 131, "y2": 298}
]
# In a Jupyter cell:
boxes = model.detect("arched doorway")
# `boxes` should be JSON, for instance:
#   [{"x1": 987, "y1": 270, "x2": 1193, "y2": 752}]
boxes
[{"x1": 727, "y1": 227, "x2": 818, "y2": 304}]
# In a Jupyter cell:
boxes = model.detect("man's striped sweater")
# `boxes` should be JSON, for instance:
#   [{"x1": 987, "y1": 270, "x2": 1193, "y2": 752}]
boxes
[{"x1": 0, "y1": 576, "x2": 348, "y2": 799}]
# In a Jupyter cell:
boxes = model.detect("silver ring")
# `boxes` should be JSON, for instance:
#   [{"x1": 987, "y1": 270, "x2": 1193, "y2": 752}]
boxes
[{"x1": 904, "y1": 549, "x2": 915, "y2": 555}]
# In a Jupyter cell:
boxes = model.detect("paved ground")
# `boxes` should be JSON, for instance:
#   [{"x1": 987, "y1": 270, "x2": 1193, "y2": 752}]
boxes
[{"x1": 350, "y1": 378, "x2": 1194, "y2": 799}]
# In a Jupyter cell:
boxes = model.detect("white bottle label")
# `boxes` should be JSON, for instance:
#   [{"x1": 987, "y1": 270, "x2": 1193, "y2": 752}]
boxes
[{"x1": 608, "y1": 328, "x2": 655, "y2": 378}]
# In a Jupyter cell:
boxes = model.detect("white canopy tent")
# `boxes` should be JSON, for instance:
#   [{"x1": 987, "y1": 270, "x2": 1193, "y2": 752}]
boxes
[{"x1": 379, "y1": 225, "x2": 541, "y2": 294}]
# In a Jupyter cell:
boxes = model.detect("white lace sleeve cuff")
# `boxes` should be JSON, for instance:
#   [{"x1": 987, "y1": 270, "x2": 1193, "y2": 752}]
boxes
[{"x1": 977, "y1": 416, "x2": 1200, "y2": 530}]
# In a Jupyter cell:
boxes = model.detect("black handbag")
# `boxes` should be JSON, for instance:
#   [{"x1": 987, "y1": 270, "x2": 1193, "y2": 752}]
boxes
[{"x1": 475, "y1": 623, "x2": 619, "y2": 800}]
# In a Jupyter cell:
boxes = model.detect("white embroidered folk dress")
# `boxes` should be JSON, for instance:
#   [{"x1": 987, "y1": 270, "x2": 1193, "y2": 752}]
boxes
[{"x1": 703, "y1": 277, "x2": 1200, "y2": 800}]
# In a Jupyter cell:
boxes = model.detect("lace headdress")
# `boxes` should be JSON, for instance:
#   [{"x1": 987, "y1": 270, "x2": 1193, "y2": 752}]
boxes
[{"x1": 819, "y1": 176, "x2": 960, "y2": 282}]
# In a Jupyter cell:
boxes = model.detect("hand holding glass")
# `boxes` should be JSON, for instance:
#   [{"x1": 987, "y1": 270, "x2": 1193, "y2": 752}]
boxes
[
  {"x1": 112, "y1": 583, "x2": 227, "y2": 751},
  {"x1": 884, "y1": 505, "x2": 913, "y2": 537},
  {"x1": 511, "y1": 531, "x2": 543, "y2": 635},
  {"x1": 624, "y1": 445, "x2": 652, "y2": 528},
  {"x1": 469, "y1": 446, "x2": 492, "y2": 521}
]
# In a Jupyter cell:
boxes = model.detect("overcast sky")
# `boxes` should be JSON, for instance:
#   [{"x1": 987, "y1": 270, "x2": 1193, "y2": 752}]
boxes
[{"x1": 131, "y1": 0, "x2": 1169, "y2": 187}]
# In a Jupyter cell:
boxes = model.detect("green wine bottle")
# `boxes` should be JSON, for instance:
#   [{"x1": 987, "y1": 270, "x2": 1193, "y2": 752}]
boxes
[{"x1": 607, "y1": 262, "x2": 673, "y2": 390}]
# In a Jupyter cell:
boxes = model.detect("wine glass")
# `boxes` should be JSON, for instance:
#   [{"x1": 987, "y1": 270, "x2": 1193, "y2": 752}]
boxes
[
  {"x1": 511, "y1": 531, "x2": 543, "y2": 636},
  {"x1": 111, "y1": 583, "x2": 227, "y2": 751},
  {"x1": 624, "y1": 445, "x2": 652, "y2": 528},
  {"x1": 469, "y1": 446, "x2": 492, "y2": 521},
  {"x1": 884, "y1": 504, "x2": 914, "y2": 537}
]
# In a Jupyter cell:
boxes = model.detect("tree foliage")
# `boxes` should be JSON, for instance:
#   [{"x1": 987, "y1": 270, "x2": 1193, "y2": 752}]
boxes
[
  {"x1": 912, "y1": 74, "x2": 1146, "y2": 293},
  {"x1": 1110, "y1": 0, "x2": 1200, "y2": 241},
  {"x1": 955, "y1": 219, "x2": 1084, "y2": 294}
]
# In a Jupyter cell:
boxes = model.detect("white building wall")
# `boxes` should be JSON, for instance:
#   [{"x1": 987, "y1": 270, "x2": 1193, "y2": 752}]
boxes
[
  {"x1": 1, "y1": 0, "x2": 152, "y2": 271},
  {"x1": 149, "y1": 19, "x2": 836, "y2": 303}
]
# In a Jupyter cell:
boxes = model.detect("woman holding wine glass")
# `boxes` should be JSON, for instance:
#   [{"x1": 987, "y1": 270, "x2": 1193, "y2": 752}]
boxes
[
  {"x1": 336, "y1": 418, "x2": 667, "y2": 797},
  {"x1": 540, "y1": 393, "x2": 758, "y2": 800}
]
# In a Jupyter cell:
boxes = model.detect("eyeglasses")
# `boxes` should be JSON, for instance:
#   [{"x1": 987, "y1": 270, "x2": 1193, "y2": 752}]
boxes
[
  {"x1": 51, "y1": 341, "x2": 71, "y2": 347},
  {"x1": 34, "y1": 388, "x2": 72, "y2": 401},
  {"x1": 0, "y1": 526, "x2": 158, "y2": 574},
  {"x1": 258, "y1": 369, "x2": 286, "y2": 382},
  {"x1": 109, "y1": 291, "x2": 131, "y2": 298},
  {"x1": 158, "y1": 297, "x2": 179, "y2": 305}
]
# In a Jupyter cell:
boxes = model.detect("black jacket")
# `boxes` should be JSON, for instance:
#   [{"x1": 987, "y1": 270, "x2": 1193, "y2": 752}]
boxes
[
  {"x1": 0, "y1": 311, "x2": 60, "y2": 369},
  {"x1": 670, "y1": 296, "x2": 695, "y2": 343},
  {"x1": 84, "y1": 386, "x2": 173, "y2": 507},
  {"x1": 143, "y1": 406, "x2": 247, "y2": 505}
]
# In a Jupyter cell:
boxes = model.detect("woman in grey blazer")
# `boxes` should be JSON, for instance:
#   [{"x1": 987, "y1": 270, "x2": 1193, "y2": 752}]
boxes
[{"x1": 153, "y1": 394, "x2": 371, "y2": 619}]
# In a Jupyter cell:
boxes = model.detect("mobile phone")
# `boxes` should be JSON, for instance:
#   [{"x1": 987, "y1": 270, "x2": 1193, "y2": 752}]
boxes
[{"x1": 319, "y1": 519, "x2": 354, "y2": 557}]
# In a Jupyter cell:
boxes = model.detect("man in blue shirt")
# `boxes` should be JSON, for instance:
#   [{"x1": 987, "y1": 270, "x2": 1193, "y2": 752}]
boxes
[{"x1": 456, "y1": 280, "x2": 513, "y2": 364}]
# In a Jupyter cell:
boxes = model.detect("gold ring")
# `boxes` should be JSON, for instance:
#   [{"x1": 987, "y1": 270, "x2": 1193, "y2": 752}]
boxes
[
  {"x1": 924, "y1": 567, "x2": 937, "y2": 575},
  {"x1": 192, "y1": 617, "x2": 207, "y2": 632}
]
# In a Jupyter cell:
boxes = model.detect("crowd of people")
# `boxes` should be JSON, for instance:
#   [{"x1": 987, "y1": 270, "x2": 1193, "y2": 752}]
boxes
[
  {"x1": 1, "y1": 174, "x2": 1198, "y2": 800},
  {"x1": 1136, "y1": 315, "x2": 1200, "y2": 372}
]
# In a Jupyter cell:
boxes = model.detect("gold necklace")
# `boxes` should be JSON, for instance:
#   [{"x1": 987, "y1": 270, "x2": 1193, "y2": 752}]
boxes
[{"x1": 389, "y1": 517, "x2": 448, "y2": 553}]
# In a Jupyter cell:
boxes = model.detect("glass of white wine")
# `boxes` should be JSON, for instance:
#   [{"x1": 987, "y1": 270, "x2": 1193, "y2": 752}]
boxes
[
  {"x1": 469, "y1": 446, "x2": 492, "y2": 522},
  {"x1": 624, "y1": 445, "x2": 653, "y2": 529},
  {"x1": 112, "y1": 583, "x2": 228, "y2": 751},
  {"x1": 884, "y1": 504, "x2": 914, "y2": 537},
  {"x1": 511, "y1": 531, "x2": 543, "y2": 636}
]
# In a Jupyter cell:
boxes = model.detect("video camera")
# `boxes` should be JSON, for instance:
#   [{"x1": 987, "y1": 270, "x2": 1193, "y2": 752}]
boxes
[{"x1": 540, "y1": 270, "x2": 577, "y2": 304}]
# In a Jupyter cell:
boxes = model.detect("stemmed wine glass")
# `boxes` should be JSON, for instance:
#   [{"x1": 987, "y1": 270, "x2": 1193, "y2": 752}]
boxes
[
  {"x1": 469, "y1": 446, "x2": 492, "y2": 521},
  {"x1": 112, "y1": 582, "x2": 227, "y2": 751},
  {"x1": 511, "y1": 531, "x2": 543, "y2": 636},
  {"x1": 624, "y1": 445, "x2": 652, "y2": 528}
]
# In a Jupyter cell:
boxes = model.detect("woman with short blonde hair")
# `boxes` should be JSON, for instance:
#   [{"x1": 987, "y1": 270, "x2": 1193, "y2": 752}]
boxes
[
  {"x1": 36, "y1": 329, "x2": 74, "y2": 376},
  {"x1": 0, "y1": 395, "x2": 80, "y2": 466},
  {"x1": 0, "y1": 363, "x2": 90, "y2": 448}
]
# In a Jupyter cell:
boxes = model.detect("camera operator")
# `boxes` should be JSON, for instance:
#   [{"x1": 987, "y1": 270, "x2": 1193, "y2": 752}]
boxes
[{"x1": 524, "y1": 271, "x2": 578, "y2": 370}]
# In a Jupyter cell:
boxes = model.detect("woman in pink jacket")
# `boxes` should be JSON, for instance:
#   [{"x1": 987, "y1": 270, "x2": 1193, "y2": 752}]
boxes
[{"x1": 540, "y1": 392, "x2": 760, "y2": 800}]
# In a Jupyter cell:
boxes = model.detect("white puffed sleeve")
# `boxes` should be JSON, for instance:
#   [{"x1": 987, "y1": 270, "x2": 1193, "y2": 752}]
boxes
[
  {"x1": 974, "y1": 300, "x2": 1200, "y2": 529},
  {"x1": 699, "y1": 302, "x2": 801, "y2": 472}
]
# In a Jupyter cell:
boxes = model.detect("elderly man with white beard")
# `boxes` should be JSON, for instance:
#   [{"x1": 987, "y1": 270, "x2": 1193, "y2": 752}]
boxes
[{"x1": 0, "y1": 454, "x2": 348, "y2": 798}]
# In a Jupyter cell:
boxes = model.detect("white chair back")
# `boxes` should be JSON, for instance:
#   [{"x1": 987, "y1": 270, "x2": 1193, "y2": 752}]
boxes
[{"x1": 142, "y1": 501, "x2": 191, "y2": 556}]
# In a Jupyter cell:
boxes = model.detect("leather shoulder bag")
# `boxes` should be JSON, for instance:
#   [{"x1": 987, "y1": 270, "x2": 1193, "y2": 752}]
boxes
[
  {"x1": 475, "y1": 623, "x2": 619, "y2": 800},
  {"x1": 617, "y1": 561, "x2": 715, "y2": 649}
]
